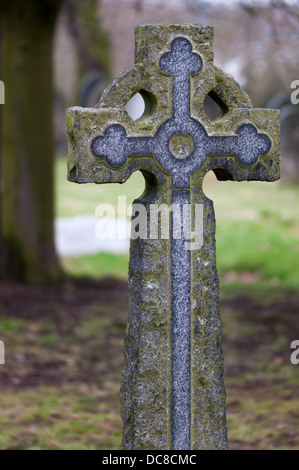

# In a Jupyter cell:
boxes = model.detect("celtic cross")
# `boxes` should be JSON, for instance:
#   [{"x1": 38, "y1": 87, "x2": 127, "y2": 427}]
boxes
[{"x1": 67, "y1": 24, "x2": 280, "y2": 450}]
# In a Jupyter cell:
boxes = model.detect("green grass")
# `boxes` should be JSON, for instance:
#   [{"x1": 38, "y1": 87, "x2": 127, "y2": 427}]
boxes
[
  {"x1": 210, "y1": 179, "x2": 299, "y2": 288},
  {"x1": 62, "y1": 252, "x2": 129, "y2": 279},
  {"x1": 0, "y1": 387, "x2": 122, "y2": 450},
  {"x1": 56, "y1": 156, "x2": 145, "y2": 218},
  {"x1": 0, "y1": 319, "x2": 21, "y2": 334},
  {"x1": 56, "y1": 157, "x2": 299, "y2": 288}
]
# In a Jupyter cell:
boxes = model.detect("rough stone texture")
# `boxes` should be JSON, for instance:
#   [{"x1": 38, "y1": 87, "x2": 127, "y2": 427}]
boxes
[{"x1": 66, "y1": 23, "x2": 281, "y2": 450}]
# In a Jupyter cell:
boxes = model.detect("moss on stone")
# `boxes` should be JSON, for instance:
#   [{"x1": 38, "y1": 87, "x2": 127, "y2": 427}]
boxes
[{"x1": 66, "y1": 23, "x2": 281, "y2": 450}]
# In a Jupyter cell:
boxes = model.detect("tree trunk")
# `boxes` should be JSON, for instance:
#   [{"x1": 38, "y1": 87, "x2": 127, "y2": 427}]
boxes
[
  {"x1": 65, "y1": 0, "x2": 112, "y2": 81},
  {"x1": 0, "y1": 28, "x2": 3, "y2": 280},
  {"x1": 0, "y1": 0, "x2": 64, "y2": 283}
]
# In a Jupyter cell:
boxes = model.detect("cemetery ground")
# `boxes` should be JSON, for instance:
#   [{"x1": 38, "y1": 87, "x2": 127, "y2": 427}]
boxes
[{"x1": 0, "y1": 158, "x2": 298, "y2": 450}]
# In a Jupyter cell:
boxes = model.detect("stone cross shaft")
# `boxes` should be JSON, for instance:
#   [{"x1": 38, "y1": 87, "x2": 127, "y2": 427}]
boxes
[{"x1": 67, "y1": 24, "x2": 280, "y2": 450}]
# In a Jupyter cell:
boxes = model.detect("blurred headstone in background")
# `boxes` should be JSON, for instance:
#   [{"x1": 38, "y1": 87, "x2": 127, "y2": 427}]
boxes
[{"x1": 77, "y1": 71, "x2": 107, "y2": 108}]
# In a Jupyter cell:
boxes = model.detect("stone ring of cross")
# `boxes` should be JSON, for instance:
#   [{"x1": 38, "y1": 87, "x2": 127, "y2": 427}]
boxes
[{"x1": 91, "y1": 38, "x2": 271, "y2": 189}]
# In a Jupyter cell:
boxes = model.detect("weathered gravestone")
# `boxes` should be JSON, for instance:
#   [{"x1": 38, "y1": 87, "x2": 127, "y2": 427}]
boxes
[{"x1": 67, "y1": 24, "x2": 281, "y2": 450}]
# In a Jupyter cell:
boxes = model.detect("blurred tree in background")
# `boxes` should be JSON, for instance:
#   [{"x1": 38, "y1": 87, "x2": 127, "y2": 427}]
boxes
[
  {"x1": 65, "y1": 0, "x2": 111, "y2": 82},
  {"x1": 0, "y1": 0, "x2": 64, "y2": 283},
  {"x1": 0, "y1": 0, "x2": 112, "y2": 283}
]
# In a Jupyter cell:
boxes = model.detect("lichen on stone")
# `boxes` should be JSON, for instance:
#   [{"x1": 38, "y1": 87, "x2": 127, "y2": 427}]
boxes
[{"x1": 66, "y1": 23, "x2": 281, "y2": 451}]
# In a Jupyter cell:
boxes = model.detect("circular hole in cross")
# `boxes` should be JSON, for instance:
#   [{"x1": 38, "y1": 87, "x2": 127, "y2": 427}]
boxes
[
  {"x1": 124, "y1": 93, "x2": 145, "y2": 121},
  {"x1": 203, "y1": 93, "x2": 222, "y2": 121},
  {"x1": 124, "y1": 90, "x2": 157, "y2": 121}
]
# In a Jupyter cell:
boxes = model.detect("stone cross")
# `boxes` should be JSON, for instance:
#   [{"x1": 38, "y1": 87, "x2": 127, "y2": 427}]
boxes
[{"x1": 67, "y1": 24, "x2": 280, "y2": 450}]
